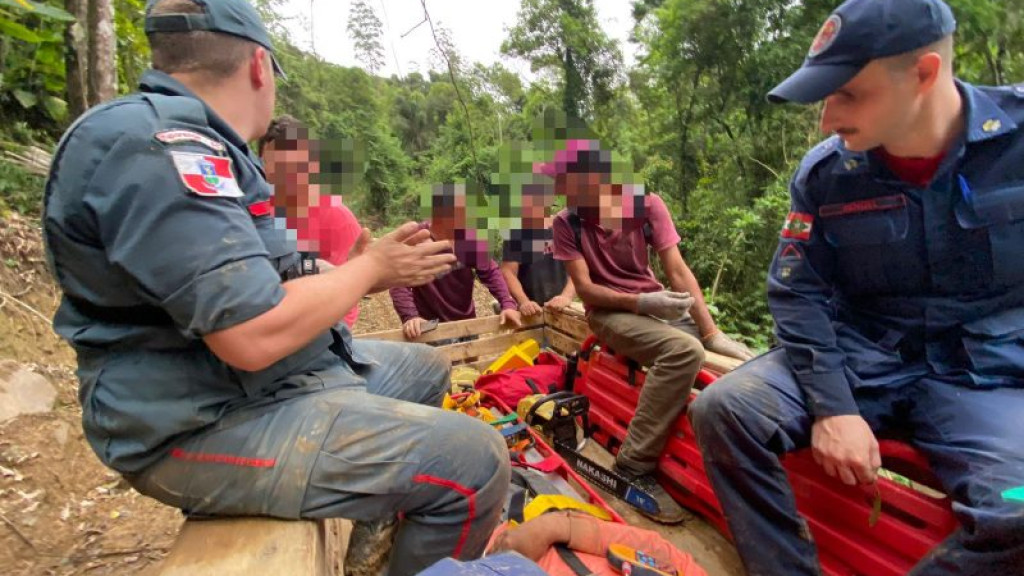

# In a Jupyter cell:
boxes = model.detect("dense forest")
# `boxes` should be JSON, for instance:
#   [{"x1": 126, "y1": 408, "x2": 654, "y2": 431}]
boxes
[{"x1": 1, "y1": 0, "x2": 1022, "y2": 347}]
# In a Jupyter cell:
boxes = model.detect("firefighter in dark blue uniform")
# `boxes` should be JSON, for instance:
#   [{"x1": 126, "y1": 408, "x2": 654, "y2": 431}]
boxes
[
  {"x1": 42, "y1": 1, "x2": 510, "y2": 573},
  {"x1": 690, "y1": 0, "x2": 1024, "y2": 574}
]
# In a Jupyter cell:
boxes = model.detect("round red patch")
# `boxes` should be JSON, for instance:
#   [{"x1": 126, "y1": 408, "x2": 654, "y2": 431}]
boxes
[{"x1": 808, "y1": 14, "x2": 842, "y2": 58}]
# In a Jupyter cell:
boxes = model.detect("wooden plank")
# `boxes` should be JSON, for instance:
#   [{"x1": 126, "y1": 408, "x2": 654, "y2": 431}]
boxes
[
  {"x1": 152, "y1": 518, "x2": 351, "y2": 576},
  {"x1": 463, "y1": 355, "x2": 502, "y2": 372},
  {"x1": 544, "y1": 309, "x2": 591, "y2": 342},
  {"x1": 546, "y1": 328, "x2": 582, "y2": 357},
  {"x1": 437, "y1": 328, "x2": 545, "y2": 364},
  {"x1": 357, "y1": 314, "x2": 543, "y2": 344},
  {"x1": 702, "y1": 351, "x2": 743, "y2": 375},
  {"x1": 320, "y1": 518, "x2": 351, "y2": 576}
]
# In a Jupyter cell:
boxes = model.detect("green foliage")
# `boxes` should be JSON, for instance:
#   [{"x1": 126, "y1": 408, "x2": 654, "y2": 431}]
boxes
[
  {"x1": 0, "y1": 0, "x2": 75, "y2": 130},
  {"x1": 0, "y1": 158, "x2": 44, "y2": 216},
  {"x1": 116, "y1": 0, "x2": 150, "y2": 94},
  {"x1": 502, "y1": 0, "x2": 622, "y2": 121},
  {"x1": 0, "y1": 0, "x2": 1021, "y2": 345},
  {"x1": 347, "y1": 0, "x2": 385, "y2": 75}
]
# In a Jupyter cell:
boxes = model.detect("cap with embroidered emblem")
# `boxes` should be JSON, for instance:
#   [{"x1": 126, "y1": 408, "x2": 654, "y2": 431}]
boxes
[
  {"x1": 768, "y1": 0, "x2": 956, "y2": 104},
  {"x1": 144, "y1": 0, "x2": 286, "y2": 78}
]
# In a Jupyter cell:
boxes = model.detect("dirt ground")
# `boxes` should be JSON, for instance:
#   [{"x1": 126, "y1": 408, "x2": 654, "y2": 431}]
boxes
[
  {"x1": 0, "y1": 213, "x2": 741, "y2": 576},
  {"x1": 0, "y1": 214, "x2": 180, "y2": 576}
]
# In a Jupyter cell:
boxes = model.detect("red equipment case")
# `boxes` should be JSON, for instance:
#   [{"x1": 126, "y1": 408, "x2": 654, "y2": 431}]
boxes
[{"x1": 574, "y1": 336, "x2": 957, "y2": 576}]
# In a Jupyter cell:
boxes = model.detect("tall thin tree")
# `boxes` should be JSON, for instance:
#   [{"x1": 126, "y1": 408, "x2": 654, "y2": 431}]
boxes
[
  {"x1": 347, "y1": 0, "x2": 385, "y2": 74},
  {"x1": 87, "y1": 0, "x2": 117, "y2": 105}
]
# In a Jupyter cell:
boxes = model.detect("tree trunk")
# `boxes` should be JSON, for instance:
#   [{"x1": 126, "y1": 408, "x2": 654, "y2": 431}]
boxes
[
  {"x1": 65, "y1": 0, "x2": 89, "y2": 120},
  {"x1": 563, "y1": 47, "x2": 583, "y2": 120},
  {"x1": 88, "y1": 0, "x2": 117, "y2": 106}
]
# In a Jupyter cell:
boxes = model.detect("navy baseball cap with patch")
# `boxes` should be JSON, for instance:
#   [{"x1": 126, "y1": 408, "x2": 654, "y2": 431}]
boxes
[
  {"x1": 144, "y1": 0, "x2": 286, "y2": 78},
  {"x1": 768, "y1": 0, "x2": 956, "y2": 104}
]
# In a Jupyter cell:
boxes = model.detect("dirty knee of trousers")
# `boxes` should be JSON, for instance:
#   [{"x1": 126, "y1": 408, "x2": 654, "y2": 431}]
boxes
[
  {"x1": 416, "y1": 344, "x2": 453, "y2": 405},
  {"x1": 663, "y1": 332, "x2": 705, "y2": 368},
  {"x1": 648, "y1": 333, "x2": 705, "y2": 391},
  {"x1": 689, "y1": 375, "x2": 744, "y2": 445},
  {"x1": 420, "y1": 412, "x2": 511, "y2": 511}
]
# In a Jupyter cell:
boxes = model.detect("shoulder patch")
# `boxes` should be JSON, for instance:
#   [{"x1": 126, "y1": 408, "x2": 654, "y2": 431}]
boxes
[
  {"x1": 155, "y1": 129, "x2": 226, "y2": 152},
  {"x1": 170, "y1": 151, "x2": 244, "y2": 198},
  {"x1": 781, "y1": 212, "x2": 813, "y2": 241}
]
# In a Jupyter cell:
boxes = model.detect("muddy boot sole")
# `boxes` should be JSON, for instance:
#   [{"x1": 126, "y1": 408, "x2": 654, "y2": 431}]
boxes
[{"x1": 344, "y1": 517, "x2": 399, "y2": 576}]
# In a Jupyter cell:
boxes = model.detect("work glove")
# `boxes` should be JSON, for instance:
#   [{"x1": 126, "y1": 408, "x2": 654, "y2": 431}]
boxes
[
  {"x1": 636, "y1": 291, "x2": 694, "y2": 321},
  {"x1": 703, "y1": 330, "x2": 755, "y2": 361}
]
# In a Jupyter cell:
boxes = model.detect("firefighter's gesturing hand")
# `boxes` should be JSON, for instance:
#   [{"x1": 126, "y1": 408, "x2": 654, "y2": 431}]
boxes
[
  {"x1": 811, "y1": 414, "x2": 881, "y2": 486},
  {"x1": 362, "y1": 222, "x2": 456, "y2": 290},
  {"x1": 636, "y1": 290, "x2": 694, "y2": 321}
]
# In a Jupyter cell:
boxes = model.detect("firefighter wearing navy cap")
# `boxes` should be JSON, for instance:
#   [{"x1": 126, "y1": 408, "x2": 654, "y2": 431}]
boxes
[
  {"x1": 42, "y1": 0, "x2": 510, "y2": 572},
  {"x1": 689, "y1": 0, "x2": 1024, "y2": 573}
]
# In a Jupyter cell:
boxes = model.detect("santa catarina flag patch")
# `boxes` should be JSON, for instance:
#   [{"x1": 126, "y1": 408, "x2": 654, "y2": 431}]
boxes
[
  {"x1": 781, "y1": 212, "x2": 813, "y2": 241},
  {"x1": 170, "y1": 151, "x2": 244, "y2": 198}
]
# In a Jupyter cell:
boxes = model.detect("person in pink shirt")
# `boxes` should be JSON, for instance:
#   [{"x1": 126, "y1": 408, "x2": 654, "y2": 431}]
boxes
[
  {"x1": 546, "y1": 140, "x2": 753, "y2": 523},
  {"x1": 260, "y1": 116, "x2": 363, "y2": 327}
]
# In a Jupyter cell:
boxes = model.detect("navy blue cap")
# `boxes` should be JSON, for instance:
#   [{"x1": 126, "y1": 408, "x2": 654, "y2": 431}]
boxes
[
  {"x1": 144, "y1": 0, "x2": 285, "y2": 78},
  {"x1": 768, "y1": 0, "x2": 956, "y2": 104}
]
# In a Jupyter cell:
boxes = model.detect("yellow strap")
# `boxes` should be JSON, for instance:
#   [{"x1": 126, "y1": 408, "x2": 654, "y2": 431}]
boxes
[
  {"x1": 523, "y1": 494, "x2": 613, "y2": 523},
  {"x1": 442, "y1": 392, "x2": 496, "y2": 423}
]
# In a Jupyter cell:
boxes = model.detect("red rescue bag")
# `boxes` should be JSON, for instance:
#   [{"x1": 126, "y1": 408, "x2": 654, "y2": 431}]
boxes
[{"x1": 475, "y1": 351, "x2": 567, "y2": 409}]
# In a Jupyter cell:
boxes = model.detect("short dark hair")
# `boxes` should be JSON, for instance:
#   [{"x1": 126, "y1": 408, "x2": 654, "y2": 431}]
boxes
[
  {"x1": 258, "y1": 115, "x2": 311, "y2": 156},
  {"x1": 148, "y1": 0, "x2": 256, "y2": 78},
  {"x1": 565, "y1": 149, "x2": 613, "y2": 175}
]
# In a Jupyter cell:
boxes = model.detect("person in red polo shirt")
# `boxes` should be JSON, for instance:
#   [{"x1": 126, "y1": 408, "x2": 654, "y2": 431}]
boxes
[
  {"x1": 260, "y1": 116, "x2": 363, "y2": 327},
  {"x1": 547, "y1": 140, "x2": 753, "y2": 523}
]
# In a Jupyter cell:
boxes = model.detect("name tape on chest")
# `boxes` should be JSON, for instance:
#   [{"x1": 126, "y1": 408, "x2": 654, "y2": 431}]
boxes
[{"x1": 170, "y1": 151, "x2": 244, "y2": 198}]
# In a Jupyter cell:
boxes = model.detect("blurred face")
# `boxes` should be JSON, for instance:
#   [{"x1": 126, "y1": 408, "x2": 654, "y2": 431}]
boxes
[
  {"x1": 263, "y1": 140, "x2": 319, "y2": 210},
  {"x1": 521, "y1": 192, "x2": 552, "y2": 229},
  {"x1": 559, "y1": 171, "x2": 632, "y2": 230},
  {"x1": 430, "y1": 196, "x2": 466, "y2": 242},
  {"x1": 819, "y1": 59, "x2": 924, "y2": 152}
]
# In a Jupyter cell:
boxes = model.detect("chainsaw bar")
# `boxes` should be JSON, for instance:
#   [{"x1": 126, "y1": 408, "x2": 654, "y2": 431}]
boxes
[{"x1": 554, "y1": 439, "x2": 660, "y2": 516}]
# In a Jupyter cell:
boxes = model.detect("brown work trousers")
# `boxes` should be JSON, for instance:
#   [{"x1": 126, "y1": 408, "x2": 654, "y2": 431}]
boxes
[{"x1": 588, "y1": 310, "x2": 705, "y2": 474}]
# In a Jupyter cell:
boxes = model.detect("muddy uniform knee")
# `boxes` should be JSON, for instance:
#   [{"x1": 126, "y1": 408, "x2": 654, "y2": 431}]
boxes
[
  {"x1": 420, "y1": 344, "x2": 452, "y2": 405},
  {"x1": 689, "y1": 372, "x2": 755, "y2": 447},
  {"x1": 415, "y1": 411, "x2": 511, "y2": 514},
  {"x1": 399, "y1": 343, "x2": 451, "y2": 407}
]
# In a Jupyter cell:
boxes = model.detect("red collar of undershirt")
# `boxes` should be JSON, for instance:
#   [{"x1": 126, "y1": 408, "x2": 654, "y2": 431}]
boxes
[{"x1": 876, "y1": 147, "x2": 947, "y2": 188}]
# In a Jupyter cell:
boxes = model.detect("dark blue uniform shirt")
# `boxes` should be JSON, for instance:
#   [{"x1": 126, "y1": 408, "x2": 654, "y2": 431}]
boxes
[
  {"x1": 769, "y1": 81, "x2": 1024, "y2": 417},
  {"x1": 44, "y1": 71, "x2": 354, "y2": 473}
]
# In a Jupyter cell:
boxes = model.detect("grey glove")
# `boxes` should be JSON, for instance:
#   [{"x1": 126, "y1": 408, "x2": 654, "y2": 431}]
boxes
[
  {"x1": 703, "y1": 331, "x2": 755, "y2": 361},
  {"x1": 636, "y1": 290, "x2": 695, "y2": 321}
]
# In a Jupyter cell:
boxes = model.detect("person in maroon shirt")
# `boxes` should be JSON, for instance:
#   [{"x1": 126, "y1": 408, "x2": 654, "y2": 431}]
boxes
[
  {"x1": 390, "y1": 184, "x2": 522, "y2": 339},
  {"x1": 546, "y1": 141, "x2": 753, "y2": 523}
]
